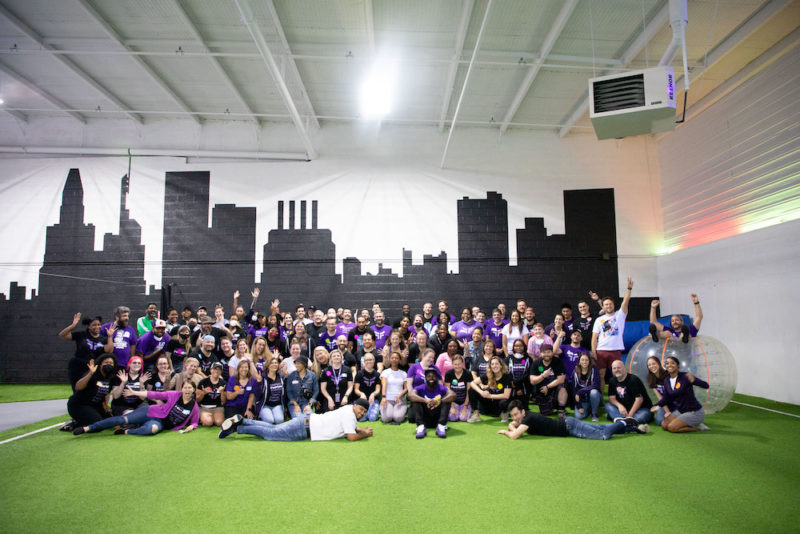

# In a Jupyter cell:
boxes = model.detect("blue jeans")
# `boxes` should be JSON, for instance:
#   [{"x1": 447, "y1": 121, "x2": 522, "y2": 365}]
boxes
[
  {"x1": 289, "y1": 399, "x2": 313, "y2": 419},
  {"x1": 87, "y1": 405, "x2": 166, "y2": 436},
  {"x1": 576, "y1": 389, "x2": 602, "y2": 419},
  {"x1": 359, "y1": 401, "x2": 380, "y2": 422},
  {"x1": 237, "y1": 416, "x2": 308, "y2": 441},
  {"x1": 259, "y1": 404, "x2": 285, "y2": 424},
  {"x1": 604, "y1": 403, "x2": 653, "y2": 423},
  {"x1": 566, "y1": 417, "x2": 625, "y2": 440},
  {"x1": 654, "y1": 406, "x2": 666, "y2": 425}
]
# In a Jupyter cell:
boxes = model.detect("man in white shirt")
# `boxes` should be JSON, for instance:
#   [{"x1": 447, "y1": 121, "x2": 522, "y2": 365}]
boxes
[
  {"x1": 218, "y1": 398, "x2": 373, "y2": 442},
  {"x1": 591, "y1": 277, "x2": 634, "y2": 392}
]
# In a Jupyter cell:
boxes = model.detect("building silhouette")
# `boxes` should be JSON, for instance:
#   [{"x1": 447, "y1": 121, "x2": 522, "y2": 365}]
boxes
[{"x1": 0, "y1": 169, "x2": 649, "y2": 383}]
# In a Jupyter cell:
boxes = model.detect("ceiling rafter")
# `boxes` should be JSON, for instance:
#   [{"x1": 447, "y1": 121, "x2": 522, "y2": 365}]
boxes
[
  {"x1": 438, "y1": 0, "x2": 474, "y2": 132},
  {"x1": 234, "y1": 0, "x2": 316, "y2": 159},
  {"x1": 265, "y1": 0, "x2": 319, "y2": 130},
  {"x1": 0, "y1": 59, "x2": 86, "y2": 123},
  {"x1": 74, "y1": 0, "x2": 201, "y2": 124},
  {"x1": 170, "y1": 0, "x2": 259, "y2": 124},
  {"x1": 499, "y1": 0, "x2": 578, "y2": 134},
  {"x1": 0, "y1": 1, "x2": 143, "y2": 123}
]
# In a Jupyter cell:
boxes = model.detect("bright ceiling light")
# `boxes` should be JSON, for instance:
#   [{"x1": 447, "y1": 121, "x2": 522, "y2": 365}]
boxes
[
  {"x1": 359, "y1": 54, "x2": 399, "y2": 120},
  {"x1": 0, "y1": 98, "x2": 4, "y2": 105}
]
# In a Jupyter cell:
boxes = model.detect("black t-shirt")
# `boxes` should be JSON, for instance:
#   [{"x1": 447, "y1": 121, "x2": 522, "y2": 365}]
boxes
[
  {"x1": 480, "y1": 373, "x2": 512, "y2": 395},
  {"x1": 197, "y1": 377, "x2": 225, "y2": 408},
  {"x1": 348, "y1": 328, "x2": 370, "y2": 352},
  {"x1": 319, "y1": 365, "x2": 352, "y2": 398},
  {"x1": 165, "y1": 338, "x2": 190, "y2": 368},
  {"x1": 472, "y1": 356, "x2": 493, "y2": 380},
  {"x1": 531, "y1": 357, "x2": 566, "y2": 385},
  {"x1": 161, "y1": 397, "x2": 196, "y2": 429},
  {"x1": 189, "y1": 327, "x2": 227, "y2": 356},
  {"x1": 229, "y1": 325, "x2": 247, "y2": 345},
  {"x1": 189, "y1": 348, "x2": 219, "y2": 375},
  {"x1": 306, "y1": 322, "x2": 325, "y2": 341},
  {"x1": 507, "y1": 354, "x2": 532, "y2": 387},
  {"x1": 444, "y1": 369, "x2": 473, "y2": 404},
  {"x1": 355, "y1": 369, "x2": 380, "y2": 399},
  {"x1": 71, "y1": 330, "x2": 107, "y2": 362},
  {"x1": 407, "y1": 343, "x2": 421, "y2": 365},
  {"x1": 608, "y1": 373, "x2": 653, "y2": 410},
  {"x1": 341, "y1": 350, "x2": 358, "y2": 371},
  {"x1": 521, "y1": 411, "x2": 569, "y2": 437},
  {"x1": 70, "y1": 370, "x2": 113, "y2": 406},
  {"x1": 573, "y1": 315, "x2": 594, "y2": 350},
  {"x1": 262, "y1": 375, "x2": 285, "y2": 407},
  {"x1": 111, "y1": 372, "x2": 145, "y2": 408},
  {"x1": 145, "y1": 373, "x2": 173, "y2": 395}
]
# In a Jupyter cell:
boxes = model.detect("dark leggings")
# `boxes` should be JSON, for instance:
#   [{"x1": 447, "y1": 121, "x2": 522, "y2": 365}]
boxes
[
  {"x1": 224, "y1": 404, "x2": 248, "y2": 419},
  {"x1": 86, "y1": 404, "x2": 166, "y2": 436},
  {"x1": 478, "y1": 397, "x2": 509, "y2": 416},
  {"x1": 67, "y1": 397, "x2": 107, "y2": 426},
  {"x1": 409, "y1": 402, "x2": 451, "y2": 428}
]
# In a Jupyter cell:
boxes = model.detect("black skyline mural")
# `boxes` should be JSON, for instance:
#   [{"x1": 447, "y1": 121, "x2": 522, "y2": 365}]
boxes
[{"x1": 0, "y1": 168, "x2": 650, "y2": 383}]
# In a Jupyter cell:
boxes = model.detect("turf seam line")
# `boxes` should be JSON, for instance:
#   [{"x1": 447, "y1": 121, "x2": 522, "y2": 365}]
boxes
[
  {"x1": 0, "y1": 421, "x2": 67, "y2": 445},
  {"x1": 730, "y1": 401, "x2": 800, "y2": 418}
]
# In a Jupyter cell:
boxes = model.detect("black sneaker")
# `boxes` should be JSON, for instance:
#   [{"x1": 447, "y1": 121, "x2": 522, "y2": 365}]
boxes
[
  {"x1": 219, "y1": 414, "x2": 242, "y2": 439},
  {"x1": 681, "y1": 324, "x2": 691, "y2": 343},
  {"x1": 557, "y1": 410, "x2": 566, "y2": 423},
  {"x1": 649, "y1": 323, "x2": 659, "y2": 342},
  {"x1": 60, "y1": 420, "x2": 76, "y2": 432},
  {"x1": 113, "y1": 428, "x2": 127, "y2": 435},
  {"x1": 72, "y1": 426, "x2": 86, "y2": 436}
]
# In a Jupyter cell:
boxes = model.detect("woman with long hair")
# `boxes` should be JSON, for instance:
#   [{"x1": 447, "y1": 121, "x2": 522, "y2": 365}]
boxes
[
  {"x1": 259, "y1": 355, "x2": 286, "y2": 424},
  {"x1": 380, "y1": 351, "x2": 408, "y2": 424},
  {"x1": 472, "y1": 355, "x2": 512, "y2": 422},
  {"x1": 502, "y1": 310, "x2": 530, "y2": 358},
  {"x1": 646, "y1": 356, "x2": 668, "y2": 425},
  {"x1": 654, "y1": 356, "x2": 710, "y2": 433},
  {"x1": 224, "y1": 359, "x2": 262, "y2": 419},
  {"x1": 197, "y1": 362, "x2": 226, "y2": 427},
  {"x1": 318, "y1": 350, "x2": 354, "y2": 413},
  {"x1": 572, "y1": 353, "x2": 602, "y2": 421}
]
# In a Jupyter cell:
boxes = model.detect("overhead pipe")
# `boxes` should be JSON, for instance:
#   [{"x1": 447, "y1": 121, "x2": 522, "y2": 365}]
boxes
[
  {"x1": 440, "y1": 0, "x2": 493, "y2": 169},
  {"x1": 0, "y1": 146, "x2": 310, "y2": 161},
  {"x1": 660, "y1": 0, "x2": 690, "y2": 92}
]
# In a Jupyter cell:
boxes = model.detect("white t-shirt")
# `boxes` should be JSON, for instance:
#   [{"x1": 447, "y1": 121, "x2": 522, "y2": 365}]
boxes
[
  {"x1": 592, "y1": 310, "x2": 627, "y2": 351},
  {"x1": 501, "y1": 323, "x2": 530, "y2": 353},
  {"x1": 380, "y1": 368, "x2": 408, "y2": 399},
  {"x1": 309, "y1": 405, "x2": 357, "y2": 441}
]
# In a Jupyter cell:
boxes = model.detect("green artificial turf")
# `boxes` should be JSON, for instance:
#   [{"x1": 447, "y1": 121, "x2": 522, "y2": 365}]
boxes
[
  {"x1": 0, "y1": 384, "x2": 71, "y2": 403},
  {"x1": 1, "y1": 396, "x2": 799, "y2": 533}
]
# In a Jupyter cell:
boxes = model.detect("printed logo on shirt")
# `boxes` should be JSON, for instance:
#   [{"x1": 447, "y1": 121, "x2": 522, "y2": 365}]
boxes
[{"x1": 616, "y1": 386, "x2": 626, "y2": 398}]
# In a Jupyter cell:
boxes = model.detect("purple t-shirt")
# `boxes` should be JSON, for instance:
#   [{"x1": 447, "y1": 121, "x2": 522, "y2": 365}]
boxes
[
  {"x1": 560, "y1": 344, "x2": 588, "y2": 379},
  {"x1": 664, "y1": 324, "x2": 699, "y2": 337},
  {"x1": 318, "y1": 330, "x2": 340, "y2": 351},
  {"x1": 225, "y1": 376, "x2": 258, "y2": 409},
  {"x1": 450, "y1": 320, "x2": 480, "y2": 344},
  {"x1": 484, "y1": 320, "x2": 506, "y2": 348},
  {"x1": 337, "y1": 322, "x2": 356, "y2": 337},
  {"x1": 136, "y1": 330, "x2": 170, "y2": 363},
  {"x1": 100, "y1": 322, "x2": 138, "y2": 367},
  {"x1": 370, "y1": 324, "x2": 393, "y2": 350},
  {"x1": 249, "y1": 325, "x2": 269, "y2": 339},
  {"x1": 406, "y1": 363, "x2": 431, "y2": 389},
  {"x1": 413, "y1": 383, "x2": 449, "y2": 400}
]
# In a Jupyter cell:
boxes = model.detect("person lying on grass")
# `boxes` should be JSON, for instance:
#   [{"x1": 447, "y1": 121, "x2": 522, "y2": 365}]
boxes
[
  {"x1": 73, "y1": 380, "x2": 199, "y2": 436},
  {"x1": 218, "y1": 398, "x2": 373, "y2": 442},
  {"x1": 497, "y1": 400, "x2": 649, "y2": 441}
]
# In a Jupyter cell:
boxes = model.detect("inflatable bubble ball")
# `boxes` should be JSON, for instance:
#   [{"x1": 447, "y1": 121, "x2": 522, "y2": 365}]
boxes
[{"x1": 626, "y1": 335, "x2": 737, "y2": 414}]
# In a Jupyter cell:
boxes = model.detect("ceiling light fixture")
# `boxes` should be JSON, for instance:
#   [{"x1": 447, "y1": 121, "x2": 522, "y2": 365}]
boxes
[{"x1": 359, "y1": 53, "x2": 399, "y2": 120}]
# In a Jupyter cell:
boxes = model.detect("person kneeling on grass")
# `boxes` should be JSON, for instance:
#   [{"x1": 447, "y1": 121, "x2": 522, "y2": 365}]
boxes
[
  {"x1": 218, "y1": 398, "x2": 373, "y2": 442},
  {"x1": 652, "y1": 356, "x2": 710, "y2": 433},
  {"x1": 497, "y1": 400, "x2": 649, "y2": 441},
  {"x1": 408, "y1": 367, "x2": 455, "y2": 439},
  {"x1": 73, "y1": 380, "x2": 199, "y2": 436}
]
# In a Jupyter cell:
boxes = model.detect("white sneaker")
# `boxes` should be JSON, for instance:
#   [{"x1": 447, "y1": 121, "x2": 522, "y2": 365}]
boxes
[
  {"x1": 500, "y1": 411, "x2": 509, "y2": 423},
  {"x1": 415, "y1": 424, "x2": 427, "y2": 439},
  {"x1": 698, "y1": 423, "x2": 710, "y2": 431}
]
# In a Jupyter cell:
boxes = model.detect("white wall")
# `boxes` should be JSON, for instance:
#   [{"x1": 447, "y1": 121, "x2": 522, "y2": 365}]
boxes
[
  {"x1": 655, "y1": 45, "x2": 800, "y2": 404},
  {"x1": 656, "y1": 219, "x2": 800, "y2": 404}
]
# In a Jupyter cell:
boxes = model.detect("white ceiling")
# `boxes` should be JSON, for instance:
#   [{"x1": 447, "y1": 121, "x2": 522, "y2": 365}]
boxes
[{"x1": 0, "y1": 0, "x2": 797, "y2": 157}]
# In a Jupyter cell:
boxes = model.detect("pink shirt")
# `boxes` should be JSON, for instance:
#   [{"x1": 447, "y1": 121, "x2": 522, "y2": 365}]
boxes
[{"x1": 436, "y1": 353, "x2": 454, "y2": 377}]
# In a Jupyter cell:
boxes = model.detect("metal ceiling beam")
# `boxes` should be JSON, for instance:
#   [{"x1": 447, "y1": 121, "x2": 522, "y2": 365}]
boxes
[
  {"x1": 3, "y1": 109, "x2": 26, "y2": 121},
  {"x1": 171, "y1": 0, "x2": 258, "y2": 124},
  {"x1": 499, "y1": 0, "x2": 578, "y2": 133},
  {"x1": 364, "y1": 0, "x2": 375, "y2": 57},
  {"x1": 0, "y1": 1, "x2": 143, "y2": 123},
  {"x1": 265, "y1": 0, "x2": 319, "y2": 130},
  {"x1": 438, "y1": 0, "x2": 474, "y2": 132},
  {"x1": 0, "y1": 60, "x2": 85, "y2": 122},
  {"x1": 440, "y1": 0, "x2": 492, "y2": 169},
  {"x1": 235, "y1": 0, "x2": 316, "y2": 159},
  {"x1": 74, "y1": 0, "x2": 200, "y2": 124},
  {"x1": 558, "y1": 1, "x2": 671, "y2": 137}
]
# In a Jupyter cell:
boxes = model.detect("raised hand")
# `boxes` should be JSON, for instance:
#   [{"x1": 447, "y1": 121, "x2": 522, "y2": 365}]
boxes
[
  {"x1": 87, "y1": 359, "x2": 97, "y2": 375},
  {"x1": 651, "y1": 299, "x2": 660, "y2": 308},
  {"x1": 627, "y1": 277, "x2": 634, "y2": 289},
  {"x1": 690, "y1": 293, "x2": 699, "y2": 304},
  {"x1": 251, "y1": 288, "x2": 260, "y2": 298},
  {"x1": 588, "y1": 291, "x2": 600, "y2": 301},
  {"x1": 233, "y1": 290, "x2": 240, "y2": 299},
  {"x1": 140, "y1": 371, "x2": 152, "y2": 384},
  {"x1": 72, "y1": 312, "x2": 82, "y2": 326},
  {"x1": 116, "y1": 369, "x2": 128, "y2": 384}
]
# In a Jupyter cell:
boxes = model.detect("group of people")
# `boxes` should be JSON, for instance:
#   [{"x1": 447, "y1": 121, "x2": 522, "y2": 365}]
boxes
[{"x1": 63, "y1": 281, "x2": 710, "y2": 443}]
